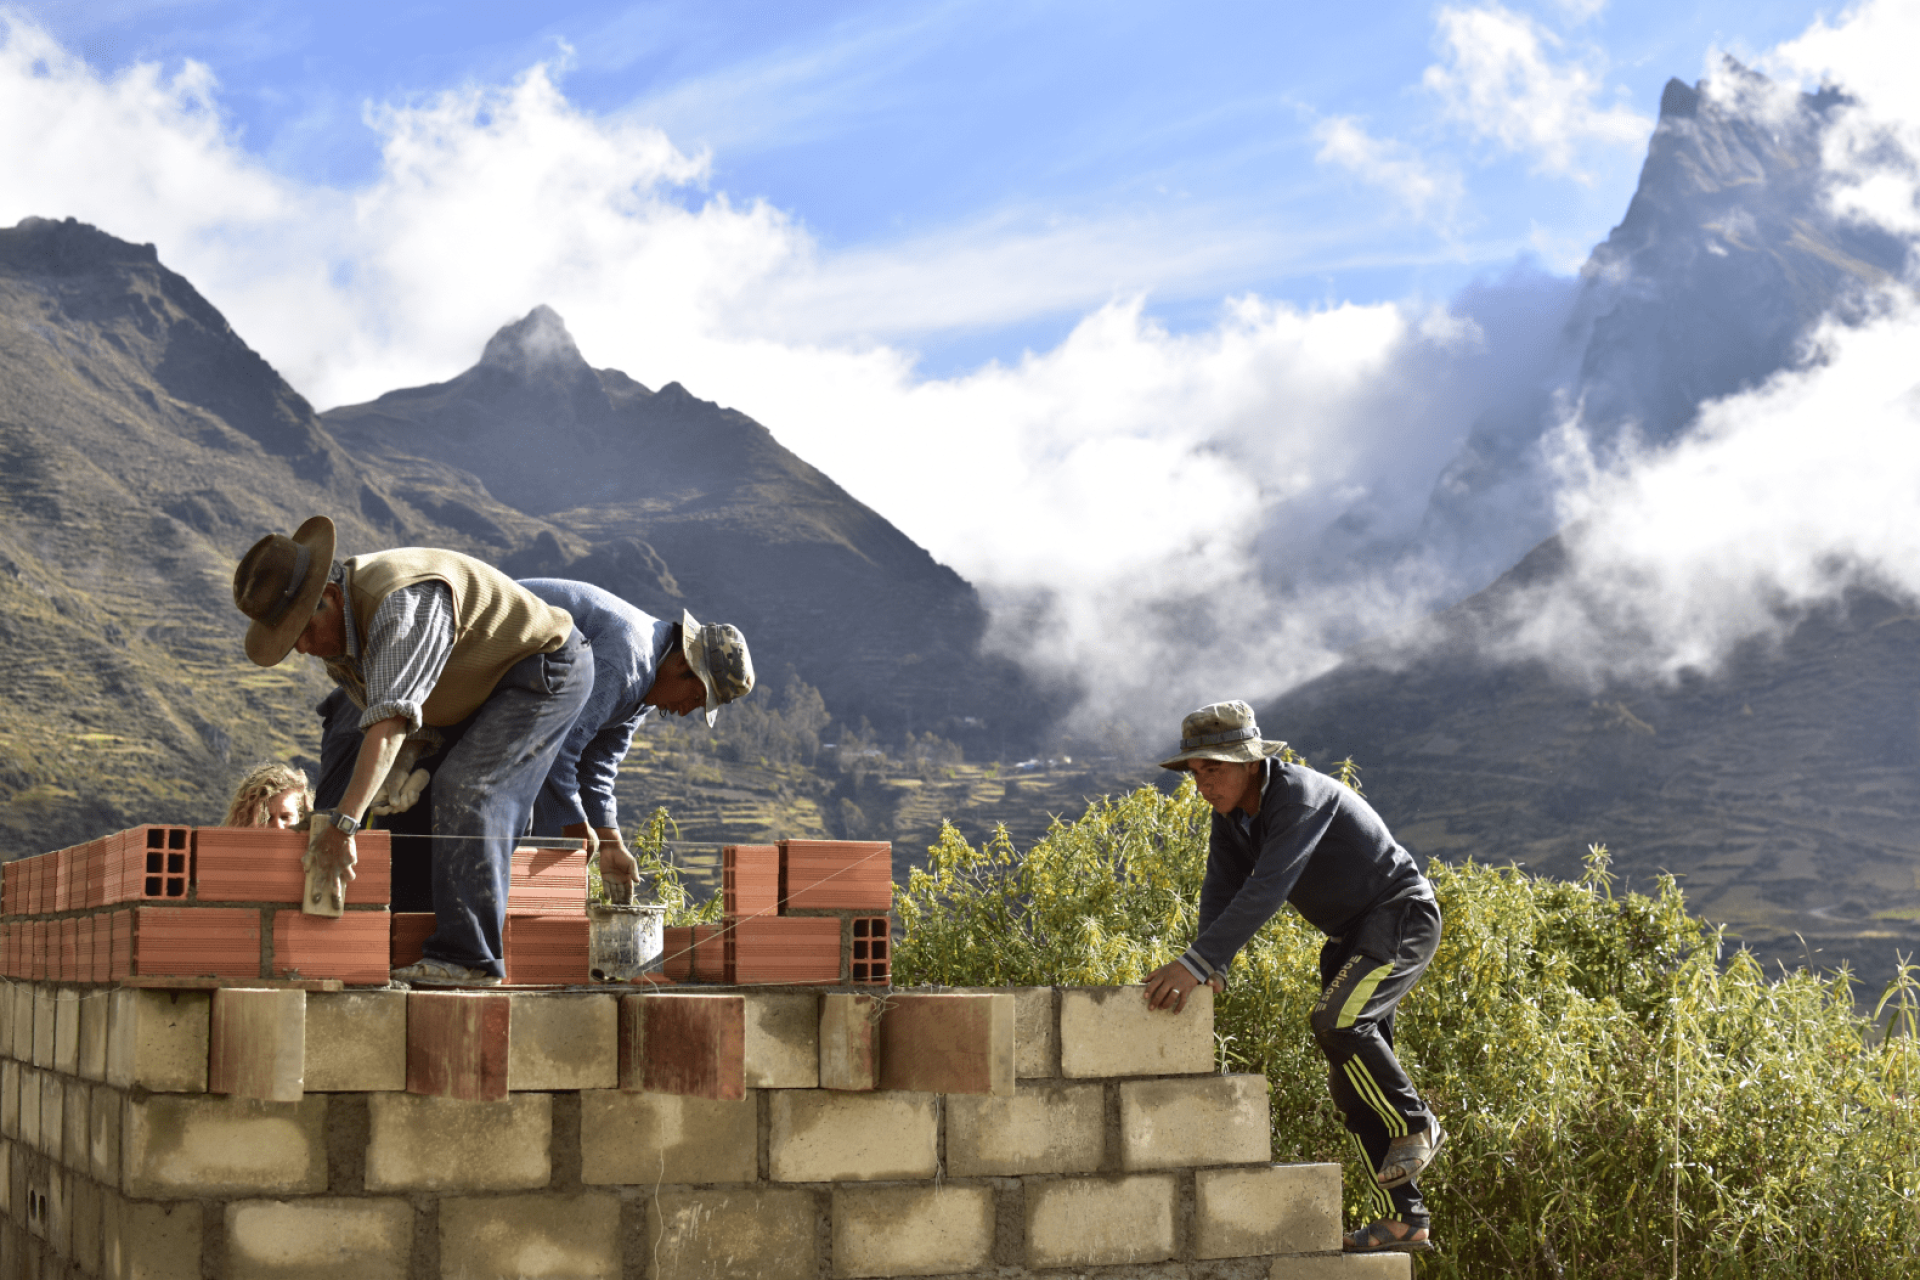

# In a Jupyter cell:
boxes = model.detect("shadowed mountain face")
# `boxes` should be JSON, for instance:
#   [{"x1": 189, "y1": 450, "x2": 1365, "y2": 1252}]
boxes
[
  {"x1": 1412, "y1": 68, "x2": 1911, "y2": 590},
  {"x1": 0, "y1": 221, "x2": 1046, "y2": 855},
  {"x1": 0, "y1": 217, "x2": 560, "y2": 851},
  {"x1": 321, "y1": 306, "x2": 1049, "y2": 753}
]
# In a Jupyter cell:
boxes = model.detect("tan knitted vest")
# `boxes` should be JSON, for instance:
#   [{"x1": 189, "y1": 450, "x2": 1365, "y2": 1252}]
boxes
[{"x1": 336, "y1": 548, "x2": 574, "y2": 726}]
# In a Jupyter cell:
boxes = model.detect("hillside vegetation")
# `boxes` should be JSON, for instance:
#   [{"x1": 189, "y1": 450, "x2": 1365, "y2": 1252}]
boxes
[{"x1": 893, "y1": 774, "x2": 1920, "y2": 1279}]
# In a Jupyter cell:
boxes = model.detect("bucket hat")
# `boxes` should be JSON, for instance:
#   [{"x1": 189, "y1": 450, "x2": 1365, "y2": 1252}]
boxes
[
  {"x1": 1158, "y1": 700, "x2": 1288, "y2": 770},
  {"x1": 682, "y1": 608, "x2": 755, "y2": 727},
  {"x1": 233, "y1": 516, "x2": 336, "y2": 667}
]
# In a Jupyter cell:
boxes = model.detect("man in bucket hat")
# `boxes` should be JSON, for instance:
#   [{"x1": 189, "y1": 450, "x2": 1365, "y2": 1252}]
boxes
[
  {"x1": 1143, "y1": 701, "x2": 1445, "y2": 1254},
  {"x1": 233, "y1": 516, "x2": 592, "y2": 986},
  {"x1": 517, "y1": 578, "x2": 754, "y2": 895}
]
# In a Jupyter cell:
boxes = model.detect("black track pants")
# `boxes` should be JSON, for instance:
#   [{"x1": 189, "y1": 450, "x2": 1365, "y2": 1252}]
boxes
[{"x1": 1311, "y1": 894, "x2": 1443, "y2": 1228}]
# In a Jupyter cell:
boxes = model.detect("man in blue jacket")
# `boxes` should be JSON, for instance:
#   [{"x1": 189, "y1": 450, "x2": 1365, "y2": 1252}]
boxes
[
  {"x1": 1143, "y1": 701, "x2": 1444, "y2": 1255},
  {"x1": 518, "y1": 579, "x2": 755, "y2": 891}
]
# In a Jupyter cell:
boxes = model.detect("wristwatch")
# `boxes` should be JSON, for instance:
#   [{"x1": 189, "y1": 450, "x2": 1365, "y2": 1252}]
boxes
[{"x1": 327, "y1": 810, "x2": 361, "y2": 838}]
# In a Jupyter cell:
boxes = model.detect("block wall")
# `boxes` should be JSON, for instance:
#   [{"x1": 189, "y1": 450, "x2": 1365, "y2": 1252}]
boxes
[{"x1": 0, "y1": 981, "x2": 1408, "y2": 1280}]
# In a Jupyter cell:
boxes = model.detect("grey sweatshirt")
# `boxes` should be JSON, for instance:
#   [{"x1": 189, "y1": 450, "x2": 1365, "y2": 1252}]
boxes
[{"x1": 1177, "y1": 759, "x2": 1432, "y2": 983}]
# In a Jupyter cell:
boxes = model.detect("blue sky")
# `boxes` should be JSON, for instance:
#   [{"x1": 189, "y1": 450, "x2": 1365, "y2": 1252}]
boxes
[
  {"x1": 7, "y1": 0, "x2": 1917, "y2": 717},
  {"x1": 15, "y1": 1, "x2": 1833, "y2": 372}
]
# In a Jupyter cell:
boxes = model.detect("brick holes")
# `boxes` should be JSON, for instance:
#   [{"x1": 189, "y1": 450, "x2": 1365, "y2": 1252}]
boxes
[{"x1": 851, "y1": 917, "x2": 890, "y2": 984}]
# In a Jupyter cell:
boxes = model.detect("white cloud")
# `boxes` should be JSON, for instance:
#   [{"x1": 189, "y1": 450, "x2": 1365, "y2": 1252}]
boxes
[
  {"x1": 1423, "y1": 4, "x2": 1651, "y2": 179},
  {"x1": 1312, "y1": 117, "x2": 1466, "y2": 223}
]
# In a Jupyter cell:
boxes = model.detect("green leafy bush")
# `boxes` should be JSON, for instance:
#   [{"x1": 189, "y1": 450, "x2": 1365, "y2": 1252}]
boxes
[{"x1": 894, "y1": 776, "x2": 1920, "y2": 1279}]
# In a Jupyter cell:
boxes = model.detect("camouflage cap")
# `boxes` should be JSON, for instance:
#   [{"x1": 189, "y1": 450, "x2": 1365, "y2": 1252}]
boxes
[
  {"x1": 1158, "y1": 700, "x2": 1288, "y2": 771},
  {"x1": 682, "y1": 609, "x2": 755, "y2": 727}
]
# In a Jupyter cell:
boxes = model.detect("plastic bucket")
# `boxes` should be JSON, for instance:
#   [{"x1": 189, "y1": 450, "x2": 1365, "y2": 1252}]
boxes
[{"x1": 587, "y1": 903, "x2": 665, "y2": 981}]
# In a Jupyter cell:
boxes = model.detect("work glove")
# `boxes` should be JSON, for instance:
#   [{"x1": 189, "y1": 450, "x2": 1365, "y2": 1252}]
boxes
[{"x1": 367, "y1": 739, "x2": 431, "y2": 816}]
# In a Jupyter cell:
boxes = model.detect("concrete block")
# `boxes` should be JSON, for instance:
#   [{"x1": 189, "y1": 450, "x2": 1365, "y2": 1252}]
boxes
[
  {"x1": 364, "y1": 1093, "x2": 550, "y2": 1192},
  {"x1": 648, "y1": 1187, "x2": 817, "y2": 1280},
  {"x1": 507, "y1": 993, "x2": 616, "y2": 1092},
  {"x1": 768, "y1": 1091, "x2": 937, "y2": 1183},
  {"x1": 90, "y1": 1085, "x2": 121, "y2": 1186},
  {"x1": 122, "y1": 1094, "x2": 326, "y2": 1197},
  {"x1": 304, "y1": 991, "x2": 406, "y2": 1091},
  {"x1": 743, "y1": 991, "x2": 818, "y2": 1088},
  {"x1": 210, "y1": 988, "x2": 306, "y2": 1103},
  {"x1": 77, "y1": 989, "x2": 110, "y2": 1082},
  {"x1": 1197, "y1": 1163, "x2": 1343, "y2": 1259},
  {"x1": 0, "y1": 1138, "x2": 7, "y2": 1216},
  {"x1": 440, "y1": 1192, "x2": 620, "y2": 1279},
  {"x1": 1059, "y1": 985, "x2": 1213, "y2": 1077},
  {"x1": 8, "y1": 985, "x2": 31, "y2": 1062},
  {"x1": 32, "y1": 988, "x2": 53, "y2": 1068},
  {"x1": 1269, "y1": 1255, "x2": 1414, "y2": 1280},
  {"x1": 819, "y1": 993, "x2": 880, "y2": 1091},
  {"x1": 69, "y1": 1171, "x2": 101, "y2": 1275},
  {"x1": 579, "y1": 1090, "x2": 757, "y2": 1185},
  {"x1": 104, "y1": 1192, "x2": 202, "y2": 1280},
  {"x1": 225, "y1": 1198, "x2": 413, "y2": 1280},
  {"x1": 955, "y1": 986, "x2": 1058, "y2": 1077},
  {"x1": 45, "y1": 1166, "x2": 67, "y2": 1258},
  {"x1": 38, "y1": 1072, "x2": 60, "y2": 1165},
  {"x1": 1, "y1": 1062, "x2": 15, "y2": 1140},
  {"x1": 620, "y1": 993, "x2": 744, "y2": 1100},
  {"x1": 831, "y1": 1184, "x2": 994, "y2": 1278},
  {"x1": 1025, "y1": 1173, "x2": 1177, "y2": 1270},
  {"x1": 877, "y1": 993, "x2": 1013, "y2": 1096},
  {"x1": 945, "y1": 1080, "x2": 1105, "y2": 1177},
  {"x1": 1119, "y1": 1074, "x2": 1271, "y2": 1170},
  {"x1": 406, "y1": 991, "x2": 510, "y2": 1102},
  {"x1": 18, "y1": 1069, "x2": 38, "y2": 1154},
  {"x1": 52, "y1": 989, "x2": 78, "y2": 1075},
  {"x1": 62, "y1": 1079, "x2": 86, "y2": 1172},
  {"x1": 106, "y1": 988, "x2": 211, "y2": 1093}
]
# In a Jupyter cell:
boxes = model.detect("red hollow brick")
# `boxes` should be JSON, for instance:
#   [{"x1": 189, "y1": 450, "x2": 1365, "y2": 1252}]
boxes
[
  {"x1": 272, "y1": 910, "x2": 391, "y2": 984},
  {"x1": 131, "y1": 906, "x2": 263, "y2": 979},
  {"x1": 27, "y1": 855, "x2": 47, "y2": 916},
  {"x1": 722, "y1": 845, "x2": 780, "y2": 921},
  {"x1": 81, "y1": 837, "x2": 107, "y2": 909},
  {"x1": 508, "y1": 845, "x2": 589, "y2": 915},
  {"x1": 619, "y1": 993, "x2": 746, "y2": 1099},
  {"x1": 192, "y1": 827, "x2": 392, "y2": 906},
  {"x1": 850, "y1": 916, "x2": 891, "y2": 985},
  {"x1": 53, "y1": 847, "x2": 72, "y2": 914},
  {"x1": 661, "y1": 926, "x2": 692, "y2": 981},
  {"x1": 406, "y1": 991, "x2": 511, "y2": 1101},
  {"x1": 2, "y1": 858, "x2": 19, "y2": 917},
  {"x1": 391, "y1": 913, "x2": 436, "y2": 969},
  {"x1": 107, "y1": 826, "x2": 194, "y2": 904},
  {"x1": 32, "y1": 919, "x2": 49, "y2": 980},
  {"x1": 780, "y1": 840, "x2": 893, "y2": 912},
  {"x1": 109, "y1": 909, "x2": 133, "y2": 980},
  {"x1": 692, "y1": 924, "x2": 727, "y2": 983},
  {"x1": 503, "y1": 915, "x2": 590, "y2": 985},
  {"x1": 58, "y1": 917, "x2": 77, "y2": 983},
  {"x1": 730, "y1": 917, "x2": 842, "y2": 986}
]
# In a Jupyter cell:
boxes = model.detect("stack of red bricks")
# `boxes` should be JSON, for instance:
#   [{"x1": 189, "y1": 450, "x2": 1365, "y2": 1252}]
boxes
[
  {"x1": 665, "y1": 839, "x2": 892, "y2": 985},
  {"x1": 0, "y1": 826, "x2": 393, "y2": 984},
  {"x1": 389, "y1": 844, "x2": 591, "y2": 984}
]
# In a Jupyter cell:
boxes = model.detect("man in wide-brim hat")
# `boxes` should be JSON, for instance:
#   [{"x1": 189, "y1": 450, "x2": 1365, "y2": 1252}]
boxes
[
  {"x1": 516, "y1": 577, "x2": 755, "y2": 892},
  {"x1": 233, "y1": 516, "x2": 593, "y2": 986},
  {"x1": 1142, "y1": 700, "x2": 1446, "y2": 1255}
]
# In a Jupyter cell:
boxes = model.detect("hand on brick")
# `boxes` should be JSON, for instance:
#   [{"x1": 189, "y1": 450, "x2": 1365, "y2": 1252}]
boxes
[
  {"x1": 303, "y1": 822, "x2": 360, "y2": 884},
  {"x1": 367, "y1": 739, "x2": 430, "y2": 816},
  {"x1": 1143, "y1": 960, "x2": 1202, "y2": 1013}
]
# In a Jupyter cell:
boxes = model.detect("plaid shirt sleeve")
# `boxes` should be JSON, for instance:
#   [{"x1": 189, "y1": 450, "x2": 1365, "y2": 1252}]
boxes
[{"x1": 357, "y1": 582, "x2": 456, "y2": 734}]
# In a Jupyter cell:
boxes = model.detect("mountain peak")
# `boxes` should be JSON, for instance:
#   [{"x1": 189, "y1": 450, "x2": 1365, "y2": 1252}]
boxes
[{"x1": 478, "y1": 305, "x2": 587, "y2": 376}]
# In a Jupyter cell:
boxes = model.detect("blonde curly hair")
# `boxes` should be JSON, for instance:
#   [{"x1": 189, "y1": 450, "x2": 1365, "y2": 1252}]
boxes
[{"x1": 224, "y1": 762, "x2": 313, "y2": 828}]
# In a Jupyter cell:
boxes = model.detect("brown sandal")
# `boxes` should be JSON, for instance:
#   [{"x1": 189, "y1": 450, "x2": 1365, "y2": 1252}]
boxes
[{"x1": 1343, "y1": 1220, "x2": 1435, "y2": 1254}]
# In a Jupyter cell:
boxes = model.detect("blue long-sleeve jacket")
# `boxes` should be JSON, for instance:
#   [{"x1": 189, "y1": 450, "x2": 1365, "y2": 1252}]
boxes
[
  {"x1": 518, "y1": 578, "x2": 674, "y2": 829},
  {"x1": 1177, "y1": 759, "x2": 1432, "y2": 983}
]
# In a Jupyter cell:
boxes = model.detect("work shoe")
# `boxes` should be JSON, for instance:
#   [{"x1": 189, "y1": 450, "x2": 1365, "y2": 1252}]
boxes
[
  {"x1": 1377, "y1": 1120, "x2": 1445, "y2": 1188},
  {"x1": 391, "y1": 958, "x2": 502, "y2": 988}
]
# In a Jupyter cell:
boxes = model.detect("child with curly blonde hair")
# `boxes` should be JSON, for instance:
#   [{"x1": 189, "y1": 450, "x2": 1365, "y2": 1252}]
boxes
[{"x1": 224, "y1": 762, "x2": 313, "y2": 829}]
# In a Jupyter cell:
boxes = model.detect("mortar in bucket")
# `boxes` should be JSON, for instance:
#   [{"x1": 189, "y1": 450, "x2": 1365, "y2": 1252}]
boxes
[{"x1": 588, "y1": 902, "x2": 665, "y2": 981}]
